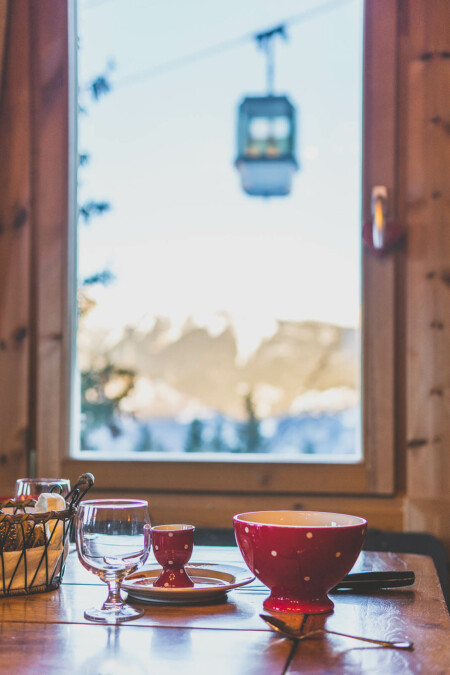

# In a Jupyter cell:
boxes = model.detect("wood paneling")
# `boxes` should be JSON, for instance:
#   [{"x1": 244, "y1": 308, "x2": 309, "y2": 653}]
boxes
[
  {"x1": 0, "y1": 0, "x2": 7, "y2": 104},
  {"x1": 402, "y1": 0, "x2": 450, "y2": 553},
  {"x1": 0, "y1": 0, "x2": 69, "y2": 490},
  {"x1": 29, "y1": 0, "x2": 69, "y2": 478},
  {"x1": 362, "y1": 0, "x2": 399, "y2": 495},
  {"x1": 74, "y1": 487, "x2": 404, "y2": 531},
  {"x1": 0, "y1": 0, "x2": 31, "y2": 493}
]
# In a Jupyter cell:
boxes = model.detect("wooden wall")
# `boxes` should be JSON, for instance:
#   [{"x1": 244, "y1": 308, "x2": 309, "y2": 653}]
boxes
[
  {"x1": 0, "y1": 0, "x2": 449, "y2": 554},
  {"x1": 0, "y1": 0, "x2": 30, "y2": 492},
  {"x1": 28, "y1": 0, "x2": 70, "y2": 480},
  {"x1": 0, "y1": 0, "x2": 68, "y2": 494},
  {"x1": 401, "y1": 0, "x2": 450, "y2": 548},
  {"x1": 0, "y1": 1, "x2": 7, "y2": 101}
]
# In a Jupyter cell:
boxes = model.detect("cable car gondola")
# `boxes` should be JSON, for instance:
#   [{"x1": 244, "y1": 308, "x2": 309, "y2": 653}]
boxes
[
  {"x1": 235, "y1": 95, "x2": 297, "y2": 196},
  {"x1": 235, "y1": 26, "x2": 299, "y2": 197}
]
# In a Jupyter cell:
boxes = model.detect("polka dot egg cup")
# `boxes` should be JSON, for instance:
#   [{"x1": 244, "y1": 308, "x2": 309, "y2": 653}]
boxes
[
  {"x1": 233, "y1": 511, "x2": 367, "y2": 614},
  {"x1": 151, "y1": 524, "x2": 195, "y2": 588}
]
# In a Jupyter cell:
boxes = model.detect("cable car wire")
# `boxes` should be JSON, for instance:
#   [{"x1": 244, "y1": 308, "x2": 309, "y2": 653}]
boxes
[
  {"x1": 81, "y1": 0, "x2": 112, "y2": 9},
  {"x1": 109, "y1": 0, "x2": 355, "y2": 90}
]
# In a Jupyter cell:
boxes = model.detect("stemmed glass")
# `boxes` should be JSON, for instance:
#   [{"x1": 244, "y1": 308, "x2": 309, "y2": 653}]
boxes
[{"x1": 76, "y1": 499, "x2": 151, "y2": 623}]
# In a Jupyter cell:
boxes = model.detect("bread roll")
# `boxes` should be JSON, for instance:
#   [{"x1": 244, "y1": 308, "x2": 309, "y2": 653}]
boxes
[{"x1": 0, "y1": 520, "x2": 45, "y2": 551}]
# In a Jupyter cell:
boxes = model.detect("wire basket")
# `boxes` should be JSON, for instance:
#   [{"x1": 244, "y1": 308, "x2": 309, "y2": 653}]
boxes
[{"x1": 0, "y1": 473, "x2": 94, "y2": 597}]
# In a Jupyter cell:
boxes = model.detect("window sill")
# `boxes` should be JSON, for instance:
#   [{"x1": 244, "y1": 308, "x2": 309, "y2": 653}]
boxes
[{"x1": 64, "y1": 456, "x2": 377, "y2": 495}]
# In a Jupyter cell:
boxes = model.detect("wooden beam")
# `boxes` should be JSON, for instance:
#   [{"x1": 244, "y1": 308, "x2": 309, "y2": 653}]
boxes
[
  {"x1": 29, "y1": 0, "x2": 69, "y2": 478},
  {"x1": 404, "y1": 0, "x2": 450, "y2": 551},
  {"x1": 79, "y1": 488, "x2": 405, "y2": 532},
  {"x1": 0, "y1": 0, "x2": 31, "y2": 494},
  {"x1": 63, "y1": 456, "x2": 369, "y2": 495},
  {"x1": 362, "y1": 0, "x2": 399, "y2": 494},
  {"x1": 0, "y1": 0, "x2": 8, "y2": 106}
]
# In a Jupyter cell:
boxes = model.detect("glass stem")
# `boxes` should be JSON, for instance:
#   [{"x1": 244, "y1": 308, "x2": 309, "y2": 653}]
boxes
[{"x1": 102, "y1": 576, "x2": 124, "y2": 611}]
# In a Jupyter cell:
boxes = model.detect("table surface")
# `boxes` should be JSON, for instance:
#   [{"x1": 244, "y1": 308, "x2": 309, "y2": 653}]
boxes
[{"x1": 0, "y1": 546, "x2": 449, "y2": 674}]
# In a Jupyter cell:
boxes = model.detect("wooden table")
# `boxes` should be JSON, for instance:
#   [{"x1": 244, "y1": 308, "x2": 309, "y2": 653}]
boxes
[{"x1": 0, "y1": 546, "x2": 448, "y2": 674}]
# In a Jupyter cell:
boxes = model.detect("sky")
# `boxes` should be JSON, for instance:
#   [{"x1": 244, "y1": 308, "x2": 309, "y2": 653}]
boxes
[{"x1": 77, "y1": 0, "x2": 363, "y2": 337}]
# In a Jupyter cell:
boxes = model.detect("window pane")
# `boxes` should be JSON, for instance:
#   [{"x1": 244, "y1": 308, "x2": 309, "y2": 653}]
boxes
[{"x1": 75, "y1": 0, "x2": 363, "y2": 459}]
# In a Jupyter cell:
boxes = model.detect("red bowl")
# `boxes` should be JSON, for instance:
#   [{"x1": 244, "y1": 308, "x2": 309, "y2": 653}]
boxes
[{"x1": 234, "y1": 510, "x2": 367, "y2": 614}]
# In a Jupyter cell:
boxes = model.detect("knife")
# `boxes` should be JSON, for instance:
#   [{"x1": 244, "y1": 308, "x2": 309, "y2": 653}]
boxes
[{"x1": 331, "y1": 570, "x2": 415, "y2": 591}]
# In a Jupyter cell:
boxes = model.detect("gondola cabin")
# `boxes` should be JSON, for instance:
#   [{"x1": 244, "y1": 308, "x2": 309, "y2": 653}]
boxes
[{"x1": 235, "y1": 95, "x2": 298, "y2": 197}]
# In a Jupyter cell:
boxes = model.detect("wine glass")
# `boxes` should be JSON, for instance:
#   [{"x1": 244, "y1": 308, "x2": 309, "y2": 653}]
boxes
[
  {"x1": 75, "y1": 499, "x2": 151, "y2": 623},
  {"x1": 14, "y1": 478, "x2": 71, "y2": 500}
]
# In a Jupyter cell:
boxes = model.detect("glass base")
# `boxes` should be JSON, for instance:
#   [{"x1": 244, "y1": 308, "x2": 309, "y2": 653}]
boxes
[{"x1": 84, "y1": 603, "x2": 144, "y2": 624}]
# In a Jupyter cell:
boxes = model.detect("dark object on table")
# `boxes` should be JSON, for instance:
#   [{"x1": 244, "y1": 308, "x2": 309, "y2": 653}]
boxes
[
  {"x1": 364, "y1": 529, "x2": 449, "y2": 607},
  {"x1": 332, "y1": 570, "x2": 415, "y2": 591}
]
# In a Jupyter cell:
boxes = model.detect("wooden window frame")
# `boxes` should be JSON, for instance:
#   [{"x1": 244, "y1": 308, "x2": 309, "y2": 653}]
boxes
[{"x1": 0, "y1": 0, "x2": 402, "y2": 518}]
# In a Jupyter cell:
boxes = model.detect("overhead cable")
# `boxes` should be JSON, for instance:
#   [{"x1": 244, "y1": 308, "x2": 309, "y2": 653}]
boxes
[{"x1": 109, "y1": 0, "x2": 355, "y2": 90}]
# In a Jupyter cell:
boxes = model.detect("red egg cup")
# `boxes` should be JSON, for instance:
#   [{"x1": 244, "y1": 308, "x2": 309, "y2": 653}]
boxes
[
  {"x1": 234, "y1": 511, "x2": 367, "y2": 614},
  {"x1": 151, "y1": 524, "x2": 195, "y2": 588}
]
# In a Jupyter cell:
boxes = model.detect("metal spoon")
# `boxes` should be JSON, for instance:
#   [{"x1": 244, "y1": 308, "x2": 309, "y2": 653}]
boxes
[{"x1": 260, "y1": 614, "x2": 414, "y2": 650}]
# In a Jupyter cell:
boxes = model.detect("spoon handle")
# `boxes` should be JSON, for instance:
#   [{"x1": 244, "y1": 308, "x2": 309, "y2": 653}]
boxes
[
  {"x1": 304, "y1": 628, "x2": 413, "y2": 650},
  {"x1": 260, "y1": 614, "x2": 414, "y2": 651}
]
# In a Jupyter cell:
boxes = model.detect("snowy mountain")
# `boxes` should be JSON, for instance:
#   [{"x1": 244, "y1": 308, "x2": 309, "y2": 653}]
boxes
[{"x1": 80, "y1": 315, "x2": 358, "y2": 421}]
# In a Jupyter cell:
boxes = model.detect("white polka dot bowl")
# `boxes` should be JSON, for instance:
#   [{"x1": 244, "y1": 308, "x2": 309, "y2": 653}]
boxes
[
  {"x1": 233, "y1": 511, "x2": 367, "y2": 614},
  {"x1": 151, "y1": 524, "x2": 195, "y2": 588}
]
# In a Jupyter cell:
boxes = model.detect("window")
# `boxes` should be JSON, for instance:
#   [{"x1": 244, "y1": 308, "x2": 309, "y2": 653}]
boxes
[
  {"x1": 20, "y1": 0, "x2": 398, "y2": 506},
  {"x1": 75, "y1": 0, "x2": 363, "y2": 464}
]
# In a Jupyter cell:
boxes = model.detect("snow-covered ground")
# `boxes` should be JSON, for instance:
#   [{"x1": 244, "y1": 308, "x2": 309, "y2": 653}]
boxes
[{"x1": 81, "y1": 406, "x2": 360, "y2": 457}]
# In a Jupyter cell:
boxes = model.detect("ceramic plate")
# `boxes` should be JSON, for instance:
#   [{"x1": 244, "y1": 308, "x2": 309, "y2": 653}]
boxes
[{"x1": 122, "y1": 562, "x2": 255, "y2": 604}]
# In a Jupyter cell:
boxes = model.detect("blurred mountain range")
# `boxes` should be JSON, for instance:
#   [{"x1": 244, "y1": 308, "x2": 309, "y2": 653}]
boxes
[{"x1": 79, "y1": 316, "x2": 359, "y2": 421}]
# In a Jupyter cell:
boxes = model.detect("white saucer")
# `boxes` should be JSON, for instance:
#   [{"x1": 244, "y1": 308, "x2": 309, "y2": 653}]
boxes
[{"x1": 122, "y1": 562, "x2": 255, "y2": 604}]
